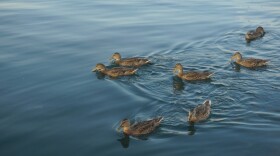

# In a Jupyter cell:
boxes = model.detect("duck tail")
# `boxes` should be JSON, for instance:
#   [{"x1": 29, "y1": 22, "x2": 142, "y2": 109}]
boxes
[
  {"x1": 203, "y1": 100, "x2": 211, "y2": 106},
  {"x1": 133, "y1": 68, "x2": 138, "y2": 73},
  {"x1": 156, "y1": 116, "x2": 164, "y2": 123},
  {"x1": 146, "y1": 59, "x2": 152, "y2": 64},
  {"x1": 264, "y1": 60, "x2": 269, "y2": 64},
  {"x1": 207, "y1": 72, "x2": 214, "y2": 78}
]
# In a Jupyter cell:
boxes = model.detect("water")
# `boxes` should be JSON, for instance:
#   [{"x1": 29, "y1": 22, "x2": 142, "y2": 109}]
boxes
[{"x1": 1, "y1": 0, "x2": 280, "y2": 155}]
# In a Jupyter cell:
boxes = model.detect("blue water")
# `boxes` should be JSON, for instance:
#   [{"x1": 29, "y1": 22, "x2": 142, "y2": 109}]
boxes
[{"x1": 1, "y1": 0, "x2": 280, "y2": 155}]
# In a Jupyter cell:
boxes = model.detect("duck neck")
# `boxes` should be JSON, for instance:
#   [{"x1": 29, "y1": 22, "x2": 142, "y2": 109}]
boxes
[
  {"x1": 114, "y1": 58, "x2": 121, "y2": 63},
  {"x1": 100, "y1": 69, "x2": 107, "y2": 74},
  {"x1": 177, "y1": 69, "x2": 184, "y2": 77},
  {"x1": 188, "y1": 112, "x2": 192, "y2": 121},
  {"x1": 188, "y1": 113, "x2": 196, "y2": 122},
  {"x1": 123, "y1": 127, "x2": 131, "y2": 135},
  {"x1": 115, "y1": 60, "x2": 121, "y2": 65},
  {"x1": 236, "y1": 57, "x2": 242, "y2": 63}
]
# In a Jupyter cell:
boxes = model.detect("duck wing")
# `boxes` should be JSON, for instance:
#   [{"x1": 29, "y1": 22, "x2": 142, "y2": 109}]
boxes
[
  {"x1": 241, "y1": 58, "x2": 268, "y2": 67},
  {"x1": 192, "y1": 104, "x2": 210, "y2": 121},
  {"x1": 183, "y1": 71, "x2": 212, "y2": 80},
  {"x1": 247, "y1": 30, "x2": 255, "y2": 35},
  {"x1": 246, "y1": 30, "x2": 264, "y2": 41},
  {"x1": 107, "y1": 67, "x2": 137, "y2": 77},
  {"x1": 130, "y1": 117, "x2": 163, "y2": 135},
  {"x1": 120, "y1": 58, "x2": 150, "y2": 67}
]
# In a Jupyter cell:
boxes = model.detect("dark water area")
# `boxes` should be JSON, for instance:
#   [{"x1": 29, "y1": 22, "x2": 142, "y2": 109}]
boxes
[{"x1": 1, "y1": 0, "x2": 280, "y2": 155}]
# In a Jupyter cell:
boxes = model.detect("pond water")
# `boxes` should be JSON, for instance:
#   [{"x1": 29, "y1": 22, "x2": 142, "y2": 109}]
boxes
[{"x1": 0, "y1": 0, "x2": 280, "y2": 155}]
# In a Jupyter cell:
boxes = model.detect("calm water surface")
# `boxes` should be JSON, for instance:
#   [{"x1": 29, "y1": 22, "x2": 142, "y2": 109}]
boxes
[{"x1": 1, "y1": 0, "x2": 280, "y2": 155}]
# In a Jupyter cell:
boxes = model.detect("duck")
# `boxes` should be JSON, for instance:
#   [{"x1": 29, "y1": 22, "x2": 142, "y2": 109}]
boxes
[
  {"x1": 92, "y1": 63, "x2": 137, "y2": 77},
  {"x1": 173, "y1": 63, "x2": 213, "y2": 81},
  {"x1": 118, "y1": 117, "x2": 163, "y2": 136},
  {"x1": 188, "y1": 100, "x2": 211, "y2": 123},
  {"x1": 111, "y1": 52, "x2": 151, "y2": 67},
  {"x1": 245, "y1": 26, "x2": 265, "y2": 41},
  {"x1": 230, "y1": 52, "x2": 268, "y2": 68}
]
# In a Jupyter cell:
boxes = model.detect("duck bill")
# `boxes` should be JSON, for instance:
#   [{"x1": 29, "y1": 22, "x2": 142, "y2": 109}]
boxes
[
  {"x1": 92, "y1": 68, "x2": 97, "y2": 72},
  {"x1": 226, "y1": 60, "x2": 231, "y2": 65},
  {"x1": 117, "y1": 126, "x2": 122, "y2": 132},
  {"x1": 173, "y1": 69, "x2": 179, "y2": 75},
  {"x1": 109, "y1": 57, "x2": 116, "y2": 62},
  {"x1": 229, "y1": 57, "x2": 235, "y2": 62},
  {"x1": 203, "y1": 100, "x2": 211, "y2": 106}
]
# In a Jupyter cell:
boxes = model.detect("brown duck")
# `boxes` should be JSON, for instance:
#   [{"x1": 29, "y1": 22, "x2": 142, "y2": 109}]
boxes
[
  {"x1": 92, "y1": 63, "x2": 137, "y2": 77},
  {"x1": 173, "y1": 63, "x2": 213, "y2": 81},
  {"x1": 188, "y1": 100, "x2": 211, "y2": 123},
  {"x1": 245, "y1": 26, "x2": 265, "y2": 41},
  {"x1": 111, "y1": 52, "x2": 151, "y2": 67},
  {"x1": 118, "y1": 117, "x2": 163, "y2": 136},
  {"x1": 231, "y1": 52, "x2": 268, "y2": 68}
]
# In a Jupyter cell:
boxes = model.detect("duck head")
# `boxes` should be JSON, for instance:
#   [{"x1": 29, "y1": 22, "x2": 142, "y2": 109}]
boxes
[
  {"x1": 118, "y1": 119, "x2": 131, "y2": 133},
  {"x1": 245, "y1": 31, "x2": 254, "y2": 41},
  {"x1": 173, "y1": 63, "x2": 184, "y2": 76},
  {"x1": 245, "y1": 31, "x2": 254, "y2": 40},
  {"x1": 256, "y1": 26, "x2": 264, "y2": 34},
  {"x1": 111, "y1": 52, "x2": 121, "y2": 62},
  {"x1": 92, "y1": 63, "x2": 106, "y2": 72},
  {"x1": 231, "y1": 52, "x2": 242, "y2": 61}
]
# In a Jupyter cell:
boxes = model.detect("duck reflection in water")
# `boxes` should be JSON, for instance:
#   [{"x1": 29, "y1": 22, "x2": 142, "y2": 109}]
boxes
[
  {"x1": 117, "y1": 134, "x2": 130, "y2": 148},
  {"x1": 172, "y1": 76, "x2": 185, "y2": 92},
  {"x1": 94, "y1": 72, "x2": 106, "y2": 79},
  {"x1": 231, "y1": 62, "x2": 241, "y2": 72},
  {"x1": 118, "y1": 133, "x2": 151, "y2": 148},
  {"x1": 187, "y1": 122, "x2": 196, "y2": 135}
]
